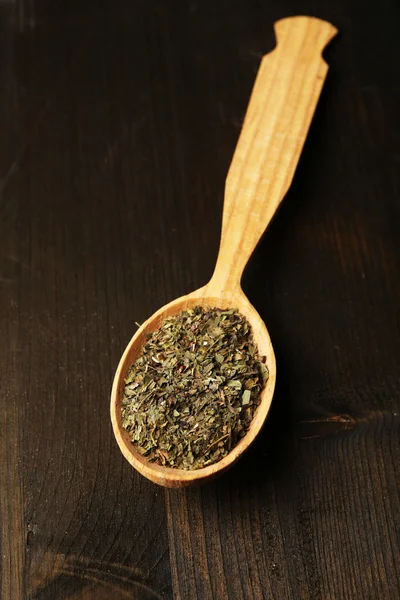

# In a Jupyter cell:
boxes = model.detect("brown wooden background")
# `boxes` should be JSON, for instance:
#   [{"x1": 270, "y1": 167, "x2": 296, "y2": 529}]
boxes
[{"x1": 1, "y1": 1, "x2": 399, "y2": 598}]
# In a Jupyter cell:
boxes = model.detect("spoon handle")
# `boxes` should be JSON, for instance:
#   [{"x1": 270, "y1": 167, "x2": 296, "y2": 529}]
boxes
[{"x1": 208, "y1": 16, "x2": 337, "y2": 296}]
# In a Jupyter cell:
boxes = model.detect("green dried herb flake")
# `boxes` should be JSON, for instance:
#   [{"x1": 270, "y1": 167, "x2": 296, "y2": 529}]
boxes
[{"x1": 242, "y1": 389, "x2": 251, "y2": 405}]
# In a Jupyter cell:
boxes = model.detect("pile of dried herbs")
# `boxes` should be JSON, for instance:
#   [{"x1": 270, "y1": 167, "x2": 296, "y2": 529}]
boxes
[{"x1": 121, "y1": 306, "x2": 268, "y2": 470}]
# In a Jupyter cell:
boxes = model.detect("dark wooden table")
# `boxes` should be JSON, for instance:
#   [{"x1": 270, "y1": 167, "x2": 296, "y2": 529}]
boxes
[{"x1": 1, "y1": 1, "x2": 399, "y2": 598}]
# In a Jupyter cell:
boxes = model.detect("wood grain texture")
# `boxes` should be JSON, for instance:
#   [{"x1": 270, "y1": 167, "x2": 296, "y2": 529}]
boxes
[
  {"x1": 1, "y1": 0, "x2": 400, "y2": 598},
  {"x1": 0, "y1": 8, "x2": 25, "y2": 599}
]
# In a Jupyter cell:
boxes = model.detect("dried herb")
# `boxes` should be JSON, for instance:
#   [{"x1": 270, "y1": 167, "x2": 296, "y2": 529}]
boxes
[{"x1": 121, "y1": 306, "x2": 269, "y2": 470}]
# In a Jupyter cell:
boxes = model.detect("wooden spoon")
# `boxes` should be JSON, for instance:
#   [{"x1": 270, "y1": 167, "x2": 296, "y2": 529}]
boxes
[{"x1": 111, "y1": 16, "x2": 337, "y2": 487}]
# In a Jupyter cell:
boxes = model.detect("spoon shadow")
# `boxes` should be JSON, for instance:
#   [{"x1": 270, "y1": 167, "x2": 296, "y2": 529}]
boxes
[{"x1": 226, "y1": 77, "x2": 336, "y2": 487}]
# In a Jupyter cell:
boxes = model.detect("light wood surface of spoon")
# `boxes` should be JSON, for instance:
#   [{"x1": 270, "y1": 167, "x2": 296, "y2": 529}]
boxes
[{"x1": 111, "y1": 15, "x2": 338, "y2": 487}]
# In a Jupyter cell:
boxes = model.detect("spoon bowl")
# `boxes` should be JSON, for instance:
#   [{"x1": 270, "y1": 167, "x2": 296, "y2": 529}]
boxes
[
  {"x1": 111, "y1": 287, "x2": 276, "y2": 487},
  {"x1": 111, "y1": 16, "x2": 337, "y2": 487}
]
